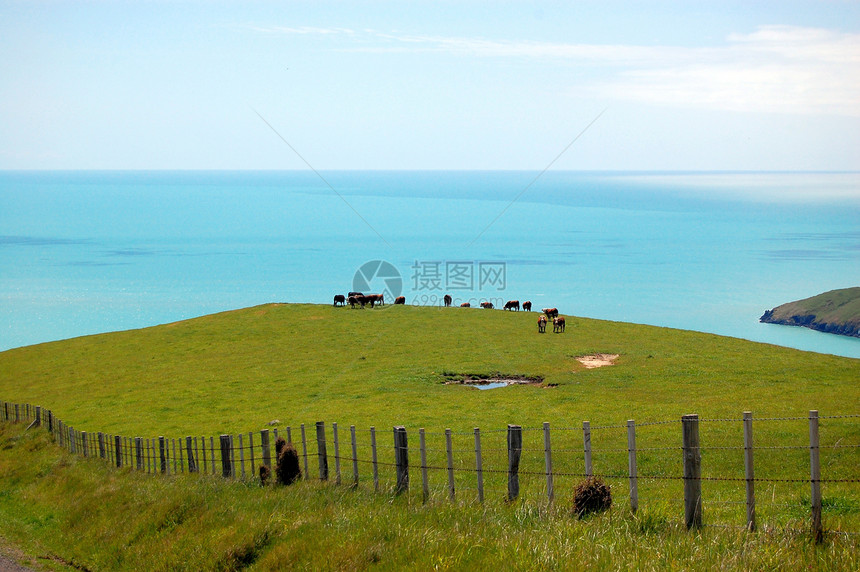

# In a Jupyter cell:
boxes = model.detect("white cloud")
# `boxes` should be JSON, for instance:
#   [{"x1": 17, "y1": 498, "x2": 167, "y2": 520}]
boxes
[
  {"x1": 598, "y1": 26, "x2": 860, "y2": 116},
  {"x1": 254, "y1": 24, "x2": 860, "y2": 116}
]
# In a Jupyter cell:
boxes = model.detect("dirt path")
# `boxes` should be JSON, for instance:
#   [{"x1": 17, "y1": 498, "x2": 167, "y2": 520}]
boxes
[{"x1": 0, "y1": 539, "x2": 41, "y2": 572}]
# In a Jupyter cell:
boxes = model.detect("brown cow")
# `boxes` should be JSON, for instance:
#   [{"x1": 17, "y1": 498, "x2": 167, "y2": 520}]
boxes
[
  {"x1": 542, "y1": 307, "x2": 558, "y2": 318},
  {"x1": 333, "y1": 294, "x2": 346, "y2": 306},
  {"x1": 394, "y1": 296, "x2": 406, "y2": 304},
  {"x1": 523, "y1": 301, "x2": 532, "y2": 311},
  {"x1": 538, "y1": 315, "x2": 547, "y2": 333},
  {"x1": 443, "y1": 294, "x2": 452, "y2": 307},
  {"x1": 480, "y1": 301, "x2": 494, "y2": 309},
  {"x1": 553, "y1": 316, "x2": 566, "y2": 333},
  {"x1": 460, "y1": 302, "x2": 471, "y2": 308},
  {"x1": 504, "y1": 300, "x2": 520, "y2": 311}
]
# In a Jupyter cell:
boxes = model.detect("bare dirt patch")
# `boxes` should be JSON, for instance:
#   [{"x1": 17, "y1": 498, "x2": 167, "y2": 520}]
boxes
[{"x1": 575, "y1": 354, "x2": 620, "y2": 369}]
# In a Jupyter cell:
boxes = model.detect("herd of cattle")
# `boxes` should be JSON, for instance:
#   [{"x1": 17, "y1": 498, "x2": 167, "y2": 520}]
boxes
[{"x1": 333, "y1": 292, "x2": 566, "y2": 333}]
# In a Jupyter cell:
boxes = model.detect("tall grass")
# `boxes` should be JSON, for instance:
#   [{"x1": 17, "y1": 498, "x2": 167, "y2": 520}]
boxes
[{"x1": 1, "y1": 424, "x2": 858, "y2": 571}]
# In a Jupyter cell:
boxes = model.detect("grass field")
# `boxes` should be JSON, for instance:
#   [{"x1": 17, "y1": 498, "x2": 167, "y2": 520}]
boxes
[{"x1": 1, "y1": 303, "x2": 858, "y2": 570}]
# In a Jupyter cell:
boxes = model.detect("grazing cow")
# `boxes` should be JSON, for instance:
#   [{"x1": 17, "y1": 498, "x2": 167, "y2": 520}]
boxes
[
  {"x1": 504, "y1": 300, "x2": 520, "y2": 311},
  {"x1": 480, "y1": 301, "x2": 494, "y2": 309},
  {"x1": 542, "y1": 307, "x2": 559, "y2": 319},
  {"x1": 553, "y1": 316, "x2": 566, "y2": 333},
  {"x1": 523, "y1": 301, "x2": 532, "y2": 312},
  {"x1": 538, "y1": 315, "x2": 547, "y2": 333},
  {"x1": 394, "y1": 296, "x2": 406, "y2": 304},
  {"x1": 369, "y1": 293, "x2": 384, "y2": 306},
  {"x1": 333, "y1": 294, "x2": 346, "y2": 306},
  {"x1": 460, "y1": 302, "x2": 471, "y2": 308},
  {"x1": 348, "y1": 295, "x2": 360, "y2": 308},
  {"x1": 444, "y1": 294, "x2": 452, "y2": 307},
  {"x1": 348, "y1": 291, "x2": 363, "y2": 298}
]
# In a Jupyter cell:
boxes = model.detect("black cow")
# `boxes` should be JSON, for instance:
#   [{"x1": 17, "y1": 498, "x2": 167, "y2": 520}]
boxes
[
  {"x1": 443, "y1": 294, "x2": 452, "y2": 307},
  {"x1": 523, "y1": 301, "x2": 532, "y2": 311},
  {"x1": 333, "y1": 294, "x2": 346, "y2": 306}
]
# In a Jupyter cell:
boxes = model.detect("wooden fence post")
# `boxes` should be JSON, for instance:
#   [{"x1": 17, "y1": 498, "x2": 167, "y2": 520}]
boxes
[
  {"x1": 210, "y1": 437, "x2": 216, "y2": 475},
  {"x1": 230, "y1": 435, "x2": 236, "y2": 478},
  {"x1": 98, "y1": 432, "x2": 106, "y2": 459},
  {"x1": 627, "y1": 420, "x2": 638, "y2": 514},
  {"x1": 69, "y1": 427, "x2": 76, "y2": 454},
  {"x1": 316, "y1": 421, "x2": 329, "y2": 481},
  {"x1": 35, "y1": 406, "x2": 41, "y2": 427},
  {"x1": 583, "y1": 421, "x2": 592, "y2": 477},
  {"x1": 682, "y1": 414, "x2": 702, "y2": 529},
  {"x1": 809, "y1": 410, "x2": 823, "y2": 543},
  {"x1": 333, "y1": 422, "x2": 341, "y2": 485},
  {"x1": 371, "y1": 427, "x2": 379, "y2": 493},
  {"x1": 301, "y1": 424, "x2": 309, "y2": 479},
  {"x1": 393, "y1": 426, "x2": 409, "y2": 494},
  {"x1": 261, "y1": 429, "x2": 271, "y2": 468},
  {"x1": 350, "y1": 425, "x2": 359, "y2": 488},
  {"x1": 743, "y1": 411, "x2": 755, "y2": 531},
  {"x1": 445, "y1": 429, "x2": 455, "y2": 501},
  {"x1": 115, "y1": 435, "x2": 122, "y2": 467},
  {"x1": 135, "y1": 437, "x2": 143, "y2": 470},
  {"x1": 507, "y1": 425, "x2": 522, "y2": 501},
  {"x1": 201, "y1": 436, "x2": 209, "y2": 473},
  {"x1": 15, "y1": 404, "x2": 19, "y2": 423},
  {"x1": 475, "y1": 427, "x2": 484, "y2": 503},
  {"x1": 544, "y1": 422, "x2": 554, "y2": 503},
  {"x1": 81, "y1": 431, "x2": 88, "y2": 457},
  {"x1": 287, "y1": 426, "x2": 292, "y2": 443},
  {"x1": 186, "y1": 437, "x2": 197, "y2": 472},
  {"x1": 419, "y1": 428, "x2": 428, "y2": 503},
  {"x1": 248, "y1": 432, "x2": 255, "y2": 475},
  {"x1": 238, "y1": 434, "x2": 245, "y2": 479},
  {"x1": 160, "y1": 436, "x2": 167, "y2": 474},
  {"x1": 220, "y1": 435, "x2": 232, "y2": 478}
]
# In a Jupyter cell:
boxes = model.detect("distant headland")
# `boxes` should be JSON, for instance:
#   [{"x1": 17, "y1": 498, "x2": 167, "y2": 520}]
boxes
[{"x1": 760, "y1": 287, "x2": 860, "y2": 338}]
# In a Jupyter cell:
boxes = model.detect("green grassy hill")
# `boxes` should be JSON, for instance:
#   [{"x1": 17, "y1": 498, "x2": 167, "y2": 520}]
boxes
[
  {"x1": 761, "y1": 287, "x2": 860, "y2": 337},
  {"x1": 1, "y1": 303, "x2": 857, "y2": 436},
  {"x1": 1, "y1": 304, "x2": 858, "y2": 570}
]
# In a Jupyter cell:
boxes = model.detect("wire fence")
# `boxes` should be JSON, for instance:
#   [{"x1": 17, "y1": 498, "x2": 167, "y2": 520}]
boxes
[{"x1": 2, "y1": 401, "x2": 858, "y2": 539}]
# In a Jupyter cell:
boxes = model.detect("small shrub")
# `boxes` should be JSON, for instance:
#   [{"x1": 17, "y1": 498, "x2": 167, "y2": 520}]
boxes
[
  {"x1": 259, "y1": 464, "x2": 271, "y2": 486},
  {"x1": 275, "y1": 436, "x2": 287, "y2": 457},
  {"x1": 572, "y1": 476, "x2": 611, "y2": 518},
  {"x1": 275, "y1": 440, "x2": 301, "y2": 486}
]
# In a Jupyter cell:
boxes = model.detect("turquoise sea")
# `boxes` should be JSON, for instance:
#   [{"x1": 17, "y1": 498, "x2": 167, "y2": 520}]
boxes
[{"x1": 1, "y1": 170, "x2": 859, "y2": 358}]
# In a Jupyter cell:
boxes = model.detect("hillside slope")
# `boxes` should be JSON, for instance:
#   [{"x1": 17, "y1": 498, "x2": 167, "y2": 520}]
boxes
[
  {"x1": 1, "y1": 303, "x2": 858, "y2": 437},
  {"x1": 760, "y1": 287, "x2": 860, "y2": 338}
]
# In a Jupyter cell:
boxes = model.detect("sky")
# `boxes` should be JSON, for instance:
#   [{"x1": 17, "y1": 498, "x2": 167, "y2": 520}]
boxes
[{"x1": 1, "y1": 1, "x2": 859, "y2": 171}]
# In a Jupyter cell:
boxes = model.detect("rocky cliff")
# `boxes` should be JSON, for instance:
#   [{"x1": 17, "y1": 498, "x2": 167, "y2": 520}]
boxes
[{"x1": 760, "y1": 287, "x2": 860, "y2": 338}]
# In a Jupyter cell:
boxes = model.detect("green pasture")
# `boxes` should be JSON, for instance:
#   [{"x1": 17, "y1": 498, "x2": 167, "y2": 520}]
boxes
[
  {"x1": 0, "y1": 304, "x2": 858, "y2": 570},
  {"x1": 1, "y1": 303, "x2": 856, "y2": 435}
]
